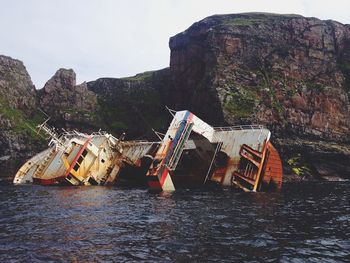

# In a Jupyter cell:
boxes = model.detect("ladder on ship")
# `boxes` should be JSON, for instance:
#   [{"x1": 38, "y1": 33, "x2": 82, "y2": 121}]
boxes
[
  {"x1": 203, "y1": 142, "x2": 223, "y2": 184},
  {"x1": 167, "y1": 122, "x2": 194, "y2": 170},
  {"x1": 33, "y1": 148, "x2": 56, "y2": 178},
  {"x1": 232, "y1": 143, "x2": 268, "y2": 192}
]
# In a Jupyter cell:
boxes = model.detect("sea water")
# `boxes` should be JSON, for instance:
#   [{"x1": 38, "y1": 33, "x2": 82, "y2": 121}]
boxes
[{"x1": 0, "y1": 181, "x2": 349, "y2": 262}]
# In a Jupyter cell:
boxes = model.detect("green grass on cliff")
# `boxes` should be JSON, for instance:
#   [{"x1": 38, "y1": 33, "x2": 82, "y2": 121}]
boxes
[
  {"x1": 304, "y1": 80, "x2": 328, "y2": 92},
  {"x1": 121, "y1": 71, "x2": 155, "y2": 81},
  {"x1": 0, "y1": 97, "x2": 45, "y2": 143},
  {"x1": 96, "y1": 85, "x2": 168, "y2": 139},
  {"x1": 221, "y1": 17, "x2": 265, "y2": 27},
  {"x1": 259, "y1": 70, "x2": 287, "y2": 123},
  {"x1": 96, "y1": 96, "x2": 128, "y2": 131},
  {"x1": 219, "y1": 14, "x2": 302, "y2": 27},
  {"x1": 338, "y1": 61, "x2": 350, "y2": 93},
  {"x1": 223, "y1": 88, "x2": 257, "y2": 118},
  {"x1": 287, "y1": 154, "x2": 313, "y2": 177}
]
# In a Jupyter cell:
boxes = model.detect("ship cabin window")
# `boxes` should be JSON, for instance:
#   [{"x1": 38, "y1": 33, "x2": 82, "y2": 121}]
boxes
[
  {"x1": 88, "y1": 177, "x2": 98, "y2": 185},
  {"x1": 73, "y1": 149, "x2": 89, "y2": 172},
  {"x1": 73, "y1": 163, "x2": 80, "y2": 171},
  {"x1": 77, "y1": 156, "x2": 84, "y2": 164}
]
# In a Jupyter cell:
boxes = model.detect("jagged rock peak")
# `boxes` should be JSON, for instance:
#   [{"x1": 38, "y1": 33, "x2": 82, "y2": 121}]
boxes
[
  {"x1": 0, "y1": 54, "x2": 36, "y2": 110},
  {"x1": 0, "y1": 54, "x2": 26, "y2": 68},
  {"x1": 43, "y1": 68, "x2": 76, "y2": 92},
  {"x1": 38, "y1": 67, "x2": 99, "y2": 129}
]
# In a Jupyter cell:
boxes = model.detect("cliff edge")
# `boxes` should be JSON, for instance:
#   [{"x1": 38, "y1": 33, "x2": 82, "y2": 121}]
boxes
[{"x1": 1, "y1": 13, "x2": 350, "y2": 180}]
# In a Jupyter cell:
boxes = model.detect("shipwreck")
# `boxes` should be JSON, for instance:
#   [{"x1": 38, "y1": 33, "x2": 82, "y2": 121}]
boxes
[{"x1": 13, "y1": 110, "x2": 282, "y2": 192}]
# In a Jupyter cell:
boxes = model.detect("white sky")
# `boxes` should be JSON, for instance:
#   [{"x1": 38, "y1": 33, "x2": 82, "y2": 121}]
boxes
[{"x1": 0, "y1": 0, "x2": 349, "y2": 88}]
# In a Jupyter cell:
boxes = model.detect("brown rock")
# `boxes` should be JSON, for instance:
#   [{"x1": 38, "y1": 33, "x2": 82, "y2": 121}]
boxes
[
  {"x1": 38, "y1": 69, "x2": 100, "y2": 130},
  {"x1": 168, "y1": 13, "x2": 350, "y2": 140}
]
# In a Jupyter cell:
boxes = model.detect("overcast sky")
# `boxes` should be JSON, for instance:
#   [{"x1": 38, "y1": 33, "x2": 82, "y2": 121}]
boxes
[{"x1": 1, "y1": 0, "x2": 349, "y2": 88}]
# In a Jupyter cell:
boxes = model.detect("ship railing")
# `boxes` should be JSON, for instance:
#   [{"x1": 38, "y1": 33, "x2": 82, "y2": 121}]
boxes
[
  {"x1": 90, "y1": 131, "x2": 109, "y2": 136},
  {"x1": 59, "y1": 130, "x2": 105, "y2": 138},
  {"x1": 213, "y1": 125, "x2": 265, "y2": 131},
  {"x1": 212, "y1": 125, "x2": 266, "y2": 144},
  {"x1": 120, "y1": 140, "x2": 157, "y2": 145},
  {"x1": 59, "y1": 131, "x2": 84, "y2": 138}
]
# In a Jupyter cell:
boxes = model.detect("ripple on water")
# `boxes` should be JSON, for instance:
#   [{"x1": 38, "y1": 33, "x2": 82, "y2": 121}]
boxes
[{"x1": 0, "y1": 182, "x2": 349, "y2": 262}]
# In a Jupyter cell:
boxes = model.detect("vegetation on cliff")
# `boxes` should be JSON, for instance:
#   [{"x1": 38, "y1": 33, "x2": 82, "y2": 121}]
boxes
[{"x1": 1, "y1": 13, "x2": 350, "y2": 180}]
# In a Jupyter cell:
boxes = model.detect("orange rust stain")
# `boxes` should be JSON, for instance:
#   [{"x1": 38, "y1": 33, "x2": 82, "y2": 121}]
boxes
[
  {"x1": 211, "y1": 167, "x2": 227, "y2": 183},
  {"x1": 264, "y1": 142, "x2": 283, "y2": 190},
  {"x1": 227, "y1": 157, "x2": 240, "y2": 166}
]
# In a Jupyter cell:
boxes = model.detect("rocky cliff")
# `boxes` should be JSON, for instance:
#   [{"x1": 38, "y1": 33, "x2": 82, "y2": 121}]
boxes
[
  {"x1": 0, "y1": 55, "x2": 45, "y2": 176},
  {"x1": 87, "y1": 69, "x2": 173, "y2": 140},
  {"x1": 169, "y1": 13, "x2": 350, "y2": 135},
  {"x1": 39, "y1": 68, "x2": 101, "y2": 130},
  {"x1": 1, "y1": 13, "x2": 350, "y2": 180},
  {"x1": 166, "y1": 13, "x2": 350, "y2": 180}
]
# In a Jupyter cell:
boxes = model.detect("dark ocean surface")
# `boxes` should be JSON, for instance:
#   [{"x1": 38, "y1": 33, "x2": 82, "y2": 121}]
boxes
[{"x1": 0, "y1": 181, "x2": 349, "y2": 262}]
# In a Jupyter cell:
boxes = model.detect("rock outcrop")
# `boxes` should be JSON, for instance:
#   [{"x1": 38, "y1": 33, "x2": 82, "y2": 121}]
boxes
[
  {"x1": 39, "y1": 68, "x2": 101, "y2": 130},
  {"x1": 169, "y1": 13, "x2": 350, "y2": 139},
  {"x1": 164, "y1": 13, "x2": 350, "y2": 179},
  {"x1": 88, "y1": 13, "x2": 350, "y2": 180},
  {"x1": 87, "y1": 69, "x2": 173, "y2": 140},
  {"x1": 0, "y1": 55, "x2": 36, "y2": 111},
  {"x1": 0, "y1": 55, "x2": 45, "y2": 175},
  {"x1": 1, "y1": 13, "x2": 350, "y2": 181}
]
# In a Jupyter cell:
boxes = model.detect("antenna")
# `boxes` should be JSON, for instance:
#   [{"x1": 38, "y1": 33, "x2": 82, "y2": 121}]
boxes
[
  {"x1": 38, "y1": 108, "x2": 50, "y2": 119},
  {"x1": 152, "y1": 128, "x2": 165, "y2": 141},
  {"x1": 130, "y1": 105, "x2": 165, "y2": 141},
  {"x1": 165, "y1": 105, "x2": 176, "y2": 117},
  {"x1": 25, "y1": 123, "x2": 46, "y2": 139},
  {"x1": 34, "y1": 109, "x2": 64, "y2": 148},
  {"x1": 36, "y1": 108, "x2": 51, "y2": 134}
]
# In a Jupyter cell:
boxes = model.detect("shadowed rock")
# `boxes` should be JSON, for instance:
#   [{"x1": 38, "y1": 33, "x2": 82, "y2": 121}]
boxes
[{"x1": 1, "y1": 13, "x2": 350, "y2": 180}]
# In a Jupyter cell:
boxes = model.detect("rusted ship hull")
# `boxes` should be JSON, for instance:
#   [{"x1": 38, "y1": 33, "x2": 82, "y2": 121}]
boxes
[
  {"x1": 13, "y1": 125, "x2": 158, "y2": 186},
  {"x1": 146, "y1": 110, "x2": 283, "y2": 192},
  {"x1": 14, "y1": 110, "x2": 282, "y2": 192}
]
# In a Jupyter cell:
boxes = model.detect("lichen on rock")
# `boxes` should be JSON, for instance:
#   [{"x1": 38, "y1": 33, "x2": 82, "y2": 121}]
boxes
[{"x1": 1, "y1": 13, "x2": 350, "y2": 180}]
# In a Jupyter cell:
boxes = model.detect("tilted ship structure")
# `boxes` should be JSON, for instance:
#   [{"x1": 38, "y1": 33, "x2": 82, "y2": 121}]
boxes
[
  {"x1": 13, "y1": 121, "x2": 157, "y2": 186},
  {"x1": 13, "y1": 110, "x2": 283, "y2": 192}
]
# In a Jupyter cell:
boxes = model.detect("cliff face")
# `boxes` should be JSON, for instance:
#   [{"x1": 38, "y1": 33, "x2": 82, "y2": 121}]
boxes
[
  {"x1": 167, "y1": 13, "x2": 350, "y2": 179},
  {"x1": 87, "y1": 68, "x2": 173, "y2": 140},
  {"x1": 0, "y1": 55, "x2": 44, "y2": 174},
  {"x1": 169, "y1": 13, "x2": 350, "y2": 138},
  {"x1": 0, "y1": 56, "x2": 36, "y2": 111},
  {"x1": 1, "y1": 13, "x2": 350, "y2": 180},
  {"x1": 39, "y1": 68, "x2": 101, "y2": 131}
]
